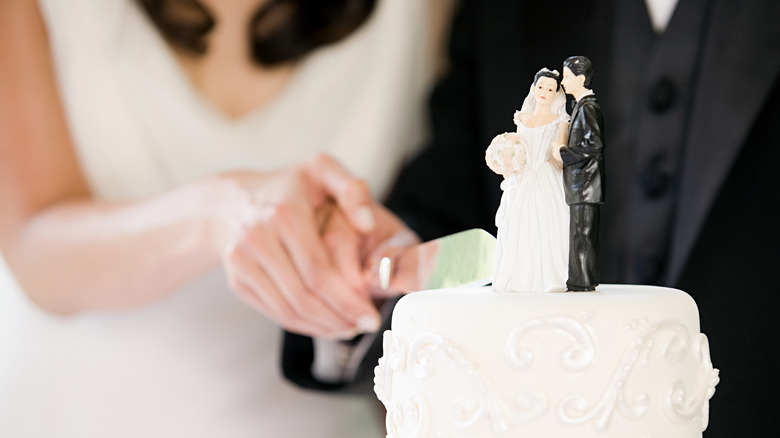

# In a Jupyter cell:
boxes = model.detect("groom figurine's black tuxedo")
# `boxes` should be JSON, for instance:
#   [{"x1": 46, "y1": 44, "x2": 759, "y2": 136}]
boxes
[
  {"x1": 562, "y1": 94, "x2": 605, "y2": 207},
  {"x1": 560, "y1": 89, "x2": 605, "y2": 291}
]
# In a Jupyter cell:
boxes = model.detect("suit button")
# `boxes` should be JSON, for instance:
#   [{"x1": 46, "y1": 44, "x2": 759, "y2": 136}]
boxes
[
  {"x1": 640, "y1": 154, "x2": 671, "y2": 199},
  {"x1": 648, "y1": 76, "x2": 675, "y2": 112}
]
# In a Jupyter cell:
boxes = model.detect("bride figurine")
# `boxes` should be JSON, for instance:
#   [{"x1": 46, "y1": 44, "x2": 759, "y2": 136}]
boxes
[{"x1": 486, "y1": 68, "x2": 570, "y2": 292}]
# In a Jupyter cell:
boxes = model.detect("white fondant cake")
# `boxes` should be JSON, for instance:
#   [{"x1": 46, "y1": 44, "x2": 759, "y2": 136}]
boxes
[{"x1": 374, "y1": 285, "x2": 718, "y2": 437}]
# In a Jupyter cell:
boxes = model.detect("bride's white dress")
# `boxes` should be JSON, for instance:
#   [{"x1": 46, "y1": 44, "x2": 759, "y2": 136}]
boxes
[
  {"x1": 492, "y1": 117, "x2": 570, "y2": 292},
  {"x1": 0, "y1": 0, "x2": 431, "y2": 436}
]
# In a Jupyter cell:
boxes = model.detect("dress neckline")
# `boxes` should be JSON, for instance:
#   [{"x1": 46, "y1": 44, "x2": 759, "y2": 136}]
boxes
[
  {"x1": 117, "y1": 0, "x2": 308, "y2": 127},
  {"x1": 516, "y1": 119, "x2": 556, "y2": 129},
  {"x1": 515, "y1": 111, "x2": 564, "y2": 129}
]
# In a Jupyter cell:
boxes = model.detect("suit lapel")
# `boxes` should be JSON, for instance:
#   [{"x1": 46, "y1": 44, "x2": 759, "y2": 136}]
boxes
[
  {"x1": 667, "y1": 0, "x2": 780, "y2": 282},
  {"x1": 567, "y1": 99, "x2": 584, "y2": 140}
]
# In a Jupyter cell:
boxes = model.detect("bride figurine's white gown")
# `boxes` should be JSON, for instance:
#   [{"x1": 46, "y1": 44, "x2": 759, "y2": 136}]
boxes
[
  {"x1": 0, "y1": 0, "x2": 432, "y2": 436},
  {"x1": 492, "y1": 116, "x2": 570, "y2": 292}
]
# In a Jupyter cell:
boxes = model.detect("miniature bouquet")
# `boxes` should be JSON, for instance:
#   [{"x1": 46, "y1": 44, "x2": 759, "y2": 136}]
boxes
[{"x1": 485, "y1": 132, "x2": 527, "y2": 177}]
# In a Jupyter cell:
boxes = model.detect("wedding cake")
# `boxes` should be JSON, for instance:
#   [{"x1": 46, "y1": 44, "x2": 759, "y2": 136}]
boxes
[
  {"x1": 373, "y1": 61, "x2": 718, "y2": 437},
  {"x1": 373, "y1": 285, "x2": 719, "y2": 437}
]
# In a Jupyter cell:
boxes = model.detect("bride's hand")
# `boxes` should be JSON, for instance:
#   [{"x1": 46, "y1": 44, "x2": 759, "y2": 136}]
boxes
[{"x1": 210, "y1": 154, "x2": 383, "y2": 339}]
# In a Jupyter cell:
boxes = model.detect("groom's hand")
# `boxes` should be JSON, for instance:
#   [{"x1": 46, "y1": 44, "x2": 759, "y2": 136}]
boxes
[
  {"x1": 550, "y1": 143, "x2": 564, "y2": 165},
  {"x1": 319, "y1": 201, "x2": 419, "y2": 302}
]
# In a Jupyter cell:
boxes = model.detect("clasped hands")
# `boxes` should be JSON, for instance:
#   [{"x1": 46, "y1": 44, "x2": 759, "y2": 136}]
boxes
[
  {"x1": 550, "y1": 142, "x2": 565, "y2": 166},
  {"x1": 211, "y1": 154, "x2": 418, "y2": 340}
]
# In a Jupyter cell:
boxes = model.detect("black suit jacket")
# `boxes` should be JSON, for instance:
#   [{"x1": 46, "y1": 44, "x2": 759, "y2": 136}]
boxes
[
  {"x1": 284, "y1": 1, "x2": 780, "y2": 435},
  {"x1": 561, "y1": 95, "x2": 605, "y2": 205}
]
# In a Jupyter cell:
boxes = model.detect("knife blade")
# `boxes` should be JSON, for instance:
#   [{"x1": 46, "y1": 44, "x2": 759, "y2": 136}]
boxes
[{"x1": 373, "y1": 228, "x2": 497, "y2": 293}]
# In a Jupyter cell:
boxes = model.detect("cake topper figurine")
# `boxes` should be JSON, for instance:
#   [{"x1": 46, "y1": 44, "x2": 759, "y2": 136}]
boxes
[
  {"x1": 486, "y1": 68, "x2": 570, "y2": 292},
  {"x1": 559, "y1": 56, "x2": 605, "y2": 292}
]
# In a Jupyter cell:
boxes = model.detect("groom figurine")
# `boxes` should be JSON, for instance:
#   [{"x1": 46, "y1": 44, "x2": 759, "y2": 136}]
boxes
[{"x1": 559, "y1": 56, "x2": 605, "y2": 292}]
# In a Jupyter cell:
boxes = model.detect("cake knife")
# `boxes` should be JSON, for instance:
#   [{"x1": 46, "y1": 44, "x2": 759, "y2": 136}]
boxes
[
  {"x1": 311, "y1": 228, "x2": 497, "y2": 385},
  {"x1": 371, "y1": 227, "x2": 497, "y2": 294}
]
